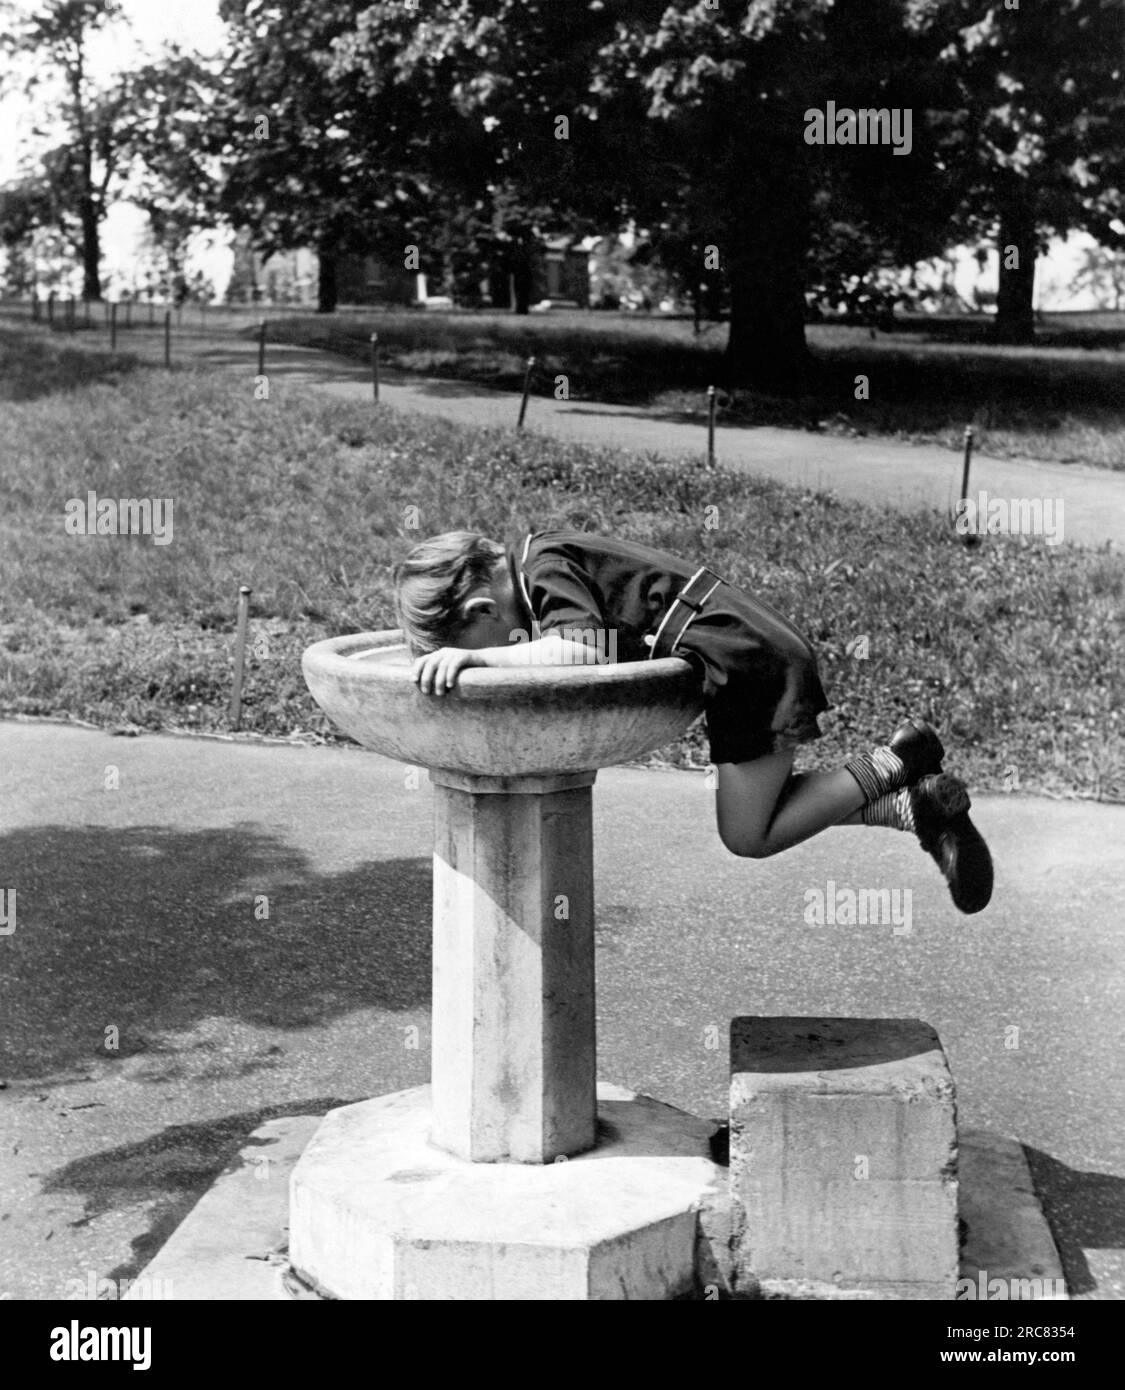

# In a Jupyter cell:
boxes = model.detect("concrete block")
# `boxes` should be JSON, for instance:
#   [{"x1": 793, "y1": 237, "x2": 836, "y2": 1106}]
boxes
[
  {"x1": 289, "y1": 1082, "x2": 725, "y2": 1300},
  {"x1": 730, "y1": 1016, "x2": 958, "y2": 1299}
]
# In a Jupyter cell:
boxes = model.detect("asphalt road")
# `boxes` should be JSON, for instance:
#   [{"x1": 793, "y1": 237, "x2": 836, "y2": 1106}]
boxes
[{"x1": 1, "y1": 721, "x2": 1122, "y2": 1300}]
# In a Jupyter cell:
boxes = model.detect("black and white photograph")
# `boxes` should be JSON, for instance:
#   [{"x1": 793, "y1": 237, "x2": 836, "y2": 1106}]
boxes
[{"x1": 0, "y1": 0, "x2": 1121, "y2": 1357}]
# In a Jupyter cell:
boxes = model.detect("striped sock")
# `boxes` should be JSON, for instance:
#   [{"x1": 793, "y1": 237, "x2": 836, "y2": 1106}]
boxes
[
  {"x1": 844, "y1": 744, "x2": 908, "y2": 803},
  {"x1": 863, "y1": 787, "x2": 917, "y2": 833}
]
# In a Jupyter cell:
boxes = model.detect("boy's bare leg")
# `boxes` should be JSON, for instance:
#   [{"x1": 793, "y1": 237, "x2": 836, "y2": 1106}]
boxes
[
  {"x1": 714, "y1": 726, "x2": 993, "y2": 912},
  {"x1": 715, "y1": 755, "x2": 866, "y2": 859}
]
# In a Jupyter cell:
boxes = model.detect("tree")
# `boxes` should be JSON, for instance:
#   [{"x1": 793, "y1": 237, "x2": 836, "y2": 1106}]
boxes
[
  {"x1": 1068, "y1": 235, "x2": 1125, "y2": 311},
  {"x1": 341, "y1": 0, "x2": 959, "y2": 389},
  {"x1": 922, "y1": 0, "x2": 1125, "y2": 342},
  {"x1": 194, "y1": 0, "x2": 961, "y2": 369},
  {"x1": 207, "y1": 0, "x2": 436, "y2": 313},
  {"x1": 0, "y1": 177, "x2": 54, "y2": 291},
  {"x1": 114, "y1": 51, "x2": 224, "y2": 301},
  {"x1": 604, "y1": 0, "x2": 971, "y2": 389},
  {"x1": 0, "y1": 0, "x2": 130, "y2": 299},
  {"x1": 328, "y1": 0, "x2": 643, "y2": 313}
]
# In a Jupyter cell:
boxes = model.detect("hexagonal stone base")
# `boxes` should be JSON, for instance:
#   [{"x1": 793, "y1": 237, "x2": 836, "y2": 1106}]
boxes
[{"x1": 289, "y1": 1082, "x2": 725, "y2": 1300}]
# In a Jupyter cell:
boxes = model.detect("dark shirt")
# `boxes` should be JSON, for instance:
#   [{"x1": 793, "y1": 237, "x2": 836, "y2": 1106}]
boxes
[
  {"x1": 507, "y1": 529, "x2": 695, "y2": 663},
  {"x1": 505, "y1": 529, "x2": 828, "y2": 761}
]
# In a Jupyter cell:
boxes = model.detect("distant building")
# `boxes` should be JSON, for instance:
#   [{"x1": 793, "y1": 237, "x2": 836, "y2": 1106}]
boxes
[
  {"x1": 532, "y1": 235, "x2": 590, "y2": 307},
  {"x1": 224, "y1": 230, "x2": 318, "y2": 305},
  {"x1": 220, "y1": 225, "x2": 600, "y2": 310},
  {"x1": 335, "y1": 237, "x2": 591, "y2": 309},
  {"x1": 335, "y1": 252, "x2": 418, "y2": 306}
]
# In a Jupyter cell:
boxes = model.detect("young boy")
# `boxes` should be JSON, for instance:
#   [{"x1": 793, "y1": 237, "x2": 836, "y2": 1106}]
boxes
[{"x1": 393, "y1": 528, "x2": 993, "y2": 913}]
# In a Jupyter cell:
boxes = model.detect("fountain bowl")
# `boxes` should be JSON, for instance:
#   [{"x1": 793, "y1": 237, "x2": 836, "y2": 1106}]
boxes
[{"x1": 302, "y1": 630, "x2": 703, "y2": 779}]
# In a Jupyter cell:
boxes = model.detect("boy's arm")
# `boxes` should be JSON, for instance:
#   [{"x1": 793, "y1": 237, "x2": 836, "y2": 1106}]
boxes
[
  {"x1": 480, "y1": 634, "x2": 607, "y2": 668},
  {"x1": 413, "y1": 634, "x2": 608, "y2": 696}
]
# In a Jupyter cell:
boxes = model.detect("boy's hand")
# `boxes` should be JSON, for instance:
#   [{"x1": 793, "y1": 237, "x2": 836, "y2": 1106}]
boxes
[{"x1": 411, "y1": 647, "x2": 484, "y2": 696}]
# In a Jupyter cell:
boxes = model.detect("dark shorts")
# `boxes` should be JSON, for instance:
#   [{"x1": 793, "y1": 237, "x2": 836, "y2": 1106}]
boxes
[{"x1": 671, "y1": 578, "x2": 830, "y2": 765}]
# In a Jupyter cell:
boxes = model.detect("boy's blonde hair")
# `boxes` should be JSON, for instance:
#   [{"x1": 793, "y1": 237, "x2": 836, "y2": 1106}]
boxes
[{"x1": 392, "y1": 531, "x2": 505, "y2": 655}]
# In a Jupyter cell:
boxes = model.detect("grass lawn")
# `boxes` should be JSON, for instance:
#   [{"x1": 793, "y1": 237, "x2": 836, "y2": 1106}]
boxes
[
  {"x1": 1, "y1": 320, "x2": 1122, "y2": 801},
  {"x1": 268, "y1": 307, "x2": 1125, "y2": 471}
]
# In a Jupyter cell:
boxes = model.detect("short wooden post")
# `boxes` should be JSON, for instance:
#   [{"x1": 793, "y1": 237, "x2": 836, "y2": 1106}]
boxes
[
  {"x1": 518, "y1": 356, "x2": 536, "y2": 429},
  {"x1": 230, "y1": 586, "x2": 252, "y2": 730},
  {"x1": 957, "y1": 426, "x2": 982, "y2": 546},
  {"x1": 959, "y1": 426, "x2": 974, "y2": 504},
  {"x1": 706, "y1": 385, "x2": 717, "y2": 467}
]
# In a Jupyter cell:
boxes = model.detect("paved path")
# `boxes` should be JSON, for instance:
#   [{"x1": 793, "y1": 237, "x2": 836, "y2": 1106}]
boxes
[
  {"x1": 118, "y1": 324, "x2": 1125, "y2": 551},
  {"x1": 2, "y1": 721, "x2": 1123, "y2": 1300}
]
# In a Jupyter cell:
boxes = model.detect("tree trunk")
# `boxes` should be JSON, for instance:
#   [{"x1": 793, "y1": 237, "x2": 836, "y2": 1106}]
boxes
[
  {"x1": 724, "y1": 263, "x2": 810, "y2": 394},
  {"x1": 702, "y1": 273, "x2": 723, "y2": 323},
  {"x1": 79, "y1": 197, "x2": 101, "y2": 300},
  {"x1": 317, "y1": 238, "x2": 338, "y2": 314},
  {"x1": 722, "y1": 166, "x2": 811, "y2": 394},
  {"x1": 993, "y1": 183, "x2": 1036, "y2": 344},
  {"x1": 511, "y1": 248, "x2": 533, "y2": 316}
]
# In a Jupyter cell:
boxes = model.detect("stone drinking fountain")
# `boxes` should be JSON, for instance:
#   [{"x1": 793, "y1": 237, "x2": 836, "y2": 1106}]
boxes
[
  {"x1": 290, "y1": 630, "x2": 727, "y2": 1300},
  {"x1": 119, "y1": 637, "x2": 1060, "y2": 1301}
]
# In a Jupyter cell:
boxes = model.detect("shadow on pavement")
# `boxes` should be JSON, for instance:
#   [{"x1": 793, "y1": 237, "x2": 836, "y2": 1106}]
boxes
[
  {"x1": 41, "y1": 1100, "x2": 348, "y2": 1292},
  {"x1": 410, "y1": 376, "x2": 513, "y2": 399},
  {"x1": 1024, "y1": 1145, "x2": 1125, "y2": 1297},
  {"x1": 0, "y1": 823, "x2": 431, "y2": 1082},
  {"x1": 557, "y1": 402, "x2": 716, "y2": 428}
]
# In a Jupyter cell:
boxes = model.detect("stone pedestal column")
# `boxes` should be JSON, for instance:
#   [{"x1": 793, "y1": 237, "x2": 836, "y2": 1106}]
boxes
[{"x1": 429, "y1": 768, "x2": 598, "y2": 1164}]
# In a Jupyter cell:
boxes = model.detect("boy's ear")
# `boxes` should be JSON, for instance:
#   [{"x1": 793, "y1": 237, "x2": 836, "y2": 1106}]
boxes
[{"x1": 461, "y1": 595, "x2": 498, "y2": 620}]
